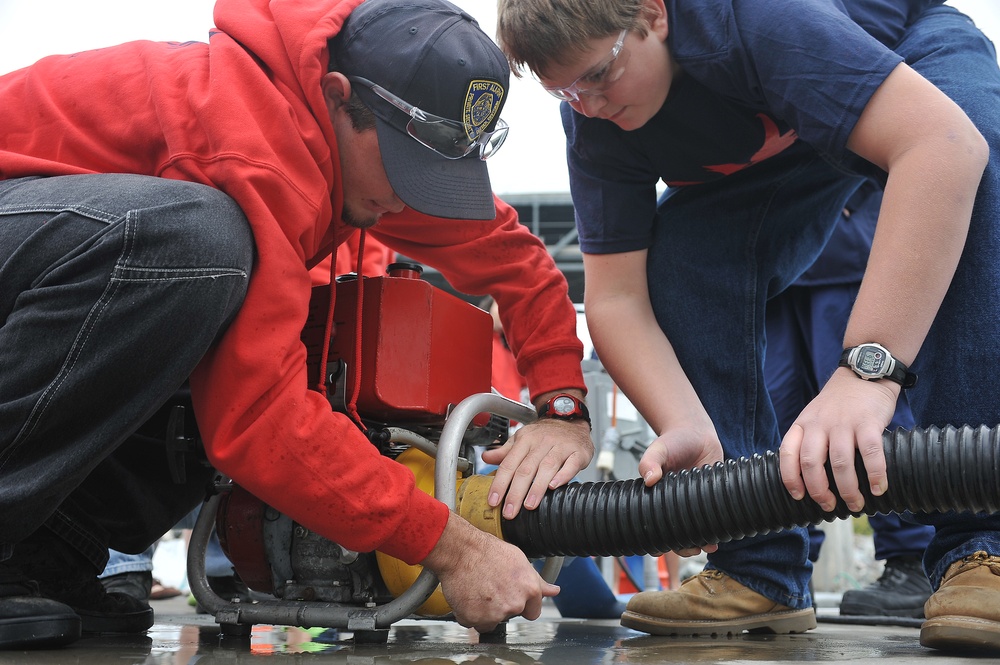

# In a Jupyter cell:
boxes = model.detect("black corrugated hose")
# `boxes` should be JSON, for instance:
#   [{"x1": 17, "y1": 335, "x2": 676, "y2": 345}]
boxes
[{"x1": 503, "y1": 424, "x2": 1000, "y2": 558}]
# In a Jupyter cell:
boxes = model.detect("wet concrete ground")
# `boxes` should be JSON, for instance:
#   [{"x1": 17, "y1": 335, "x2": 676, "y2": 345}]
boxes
[{"x1": 1, "y1": 595, "x2": 992, "y2": 665}]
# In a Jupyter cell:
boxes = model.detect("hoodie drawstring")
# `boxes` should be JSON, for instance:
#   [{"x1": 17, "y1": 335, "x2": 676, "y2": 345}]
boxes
[
  {"x1": 316, "y1": 230, "x2": 368, "y2": 432},
  {"x1": 347, "y1": 230, "x2": 367, "y2": 431}
]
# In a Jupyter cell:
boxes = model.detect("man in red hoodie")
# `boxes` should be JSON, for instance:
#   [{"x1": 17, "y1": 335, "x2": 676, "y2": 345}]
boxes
[{"x1": 0, "y1": 0, "x2": 594, "y2": 648}]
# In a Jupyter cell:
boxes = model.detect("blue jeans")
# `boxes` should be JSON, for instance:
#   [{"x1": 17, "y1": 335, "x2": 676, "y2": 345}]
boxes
[
  {"x1": 101, "y1": 537, "x2": 232, "y2": 580},
  {"x1": 100, "y1": 504, "x2": 234, "y2": 579},
  {"x1": 807, "y1": 514, "x2": 932, "y2": 564},
  {"x1": 767, "y1": 284, "x2": 934, "y2": 563},
  {"x1": 647, "y1": 5, "x2": 1000, "y2": 607},
  {"x1": 101, "y1": 547, "x2": 156, "y2": 577},
  {"x1": 0, "y1": 174, "x2": 254, "y2": 570}
]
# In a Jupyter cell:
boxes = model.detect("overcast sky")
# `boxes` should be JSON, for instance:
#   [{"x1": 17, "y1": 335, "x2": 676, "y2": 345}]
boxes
[{"x1": 1, "y1": 0, "x2": 997, "y2": 197}]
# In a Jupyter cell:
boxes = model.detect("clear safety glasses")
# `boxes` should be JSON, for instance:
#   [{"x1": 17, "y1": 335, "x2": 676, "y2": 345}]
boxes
[
  {"x1": 348, "y1": 76, "x2": 509, "y2": 160},
  {"x1": 543, "y1": 28, "x2": 631, "y2": 102}
]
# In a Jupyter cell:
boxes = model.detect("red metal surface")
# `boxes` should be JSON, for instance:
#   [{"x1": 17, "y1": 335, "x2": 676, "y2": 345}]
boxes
[
  {"x1": 302, "y1": 272, "x2": 492, "y2": 423},
  {"x1": 215, "y1": 486, "x2": 274, "y2": 594}
]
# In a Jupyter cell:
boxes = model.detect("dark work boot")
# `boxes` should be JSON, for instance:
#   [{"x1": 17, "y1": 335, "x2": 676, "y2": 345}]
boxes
[
  {"x1": 0, "y1": 559, "x2": 81, "y2": 649},
  {"x1": 839, "y1": 555, "x2": 932, "y2": 618},
  {"x1": 101, "y1": 571, "x2": 153, "y2": 603},
  {"x1": 8, "y1": 531, "x2": 153, "y2": 635}
]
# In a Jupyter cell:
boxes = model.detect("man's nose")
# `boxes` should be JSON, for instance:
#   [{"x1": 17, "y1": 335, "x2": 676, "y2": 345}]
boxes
[{"x1": 385, "y1": 195, "x2": 405, "y2": 214}]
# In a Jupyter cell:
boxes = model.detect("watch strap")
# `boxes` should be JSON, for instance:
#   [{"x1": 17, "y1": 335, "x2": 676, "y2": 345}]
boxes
[
  {"x1": 537, "y1": 393, "x2": 592, "y2": 427},
  {"x1": 839, "y1": 346, "x2": 917, "y2": 389}
]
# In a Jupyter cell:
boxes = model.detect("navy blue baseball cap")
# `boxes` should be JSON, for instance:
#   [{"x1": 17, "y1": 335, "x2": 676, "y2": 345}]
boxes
[{"x1": 333, "y1": 0, "x2": 510, "y2": 220}]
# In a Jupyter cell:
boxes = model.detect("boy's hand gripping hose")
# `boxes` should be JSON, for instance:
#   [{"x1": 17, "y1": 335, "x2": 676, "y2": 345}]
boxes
[{"x1": 500, "y1": 424, "x2": 1000, "y2": 558}]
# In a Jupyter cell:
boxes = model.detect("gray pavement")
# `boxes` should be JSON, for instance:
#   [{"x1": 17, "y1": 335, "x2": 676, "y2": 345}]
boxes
[{"x1": 0, "y1": 595, "x2": 993, "y2": 665}]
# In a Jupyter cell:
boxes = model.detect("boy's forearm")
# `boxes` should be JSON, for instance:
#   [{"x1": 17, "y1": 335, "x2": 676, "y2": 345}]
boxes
[{"x1": 586, "y1": 291, "x2": 708, "y2": 436}]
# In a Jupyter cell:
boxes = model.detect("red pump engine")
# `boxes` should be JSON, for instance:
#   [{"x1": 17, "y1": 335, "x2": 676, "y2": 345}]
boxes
[{"x1": 198, "y1": 263, "x2": 523, "y2": 637}]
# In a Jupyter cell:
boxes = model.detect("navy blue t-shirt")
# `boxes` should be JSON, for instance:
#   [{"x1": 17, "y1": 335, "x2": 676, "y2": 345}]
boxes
[{"x1": 566, "y1": 0, "x2": 941, "y2": 254}]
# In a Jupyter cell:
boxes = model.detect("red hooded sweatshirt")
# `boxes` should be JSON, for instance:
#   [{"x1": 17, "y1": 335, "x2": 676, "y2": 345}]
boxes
[{"x1": 0, "y1": 0, "x2": 585, "y2": 564}]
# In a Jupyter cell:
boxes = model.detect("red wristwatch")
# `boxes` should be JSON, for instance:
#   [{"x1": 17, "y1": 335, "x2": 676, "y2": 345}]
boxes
[{"x1": 537, "y1": 393, "x2": 591, "y2": 428}]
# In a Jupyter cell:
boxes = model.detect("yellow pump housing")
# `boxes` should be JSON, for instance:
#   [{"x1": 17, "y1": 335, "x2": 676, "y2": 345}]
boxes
[{"x1": 374, "y1": 447, "x2": 503, "y2": 617}]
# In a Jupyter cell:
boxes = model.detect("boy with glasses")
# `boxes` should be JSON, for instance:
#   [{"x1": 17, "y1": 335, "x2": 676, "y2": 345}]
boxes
[
  {"x1": 497, "y1": 0, "x2": 1000, "y2": 653},
  {"x1": 0, "y1": 0, "x2": 596, "y2": 648}
]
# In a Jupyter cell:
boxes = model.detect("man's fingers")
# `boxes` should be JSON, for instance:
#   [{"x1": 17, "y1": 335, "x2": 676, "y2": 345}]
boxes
[
  {"x1": 520, "y1": 594, "x2": 542, "y2": 622},
  {"x1": 548, "y1": 455, "x2": 585, "y2": 490},
  {"x1": 486, "y1": 442, "x2": 528, "y2": 511}
]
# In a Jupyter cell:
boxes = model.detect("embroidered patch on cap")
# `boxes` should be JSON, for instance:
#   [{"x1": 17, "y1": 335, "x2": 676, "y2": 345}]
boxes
[{"x1": 464, "y1": 80, "x2": 504, "y2": 141}]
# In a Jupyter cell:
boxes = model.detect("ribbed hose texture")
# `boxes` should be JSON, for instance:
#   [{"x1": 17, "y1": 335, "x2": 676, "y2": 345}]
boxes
[{"x1": 502, "y1": 424, "x2": 1000, "y2": 558}]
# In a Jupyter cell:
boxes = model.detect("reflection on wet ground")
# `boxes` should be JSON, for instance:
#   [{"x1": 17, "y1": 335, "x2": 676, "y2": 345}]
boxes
[{"x1": 0, "y1": 599, "x2": 985, "y2": 665}]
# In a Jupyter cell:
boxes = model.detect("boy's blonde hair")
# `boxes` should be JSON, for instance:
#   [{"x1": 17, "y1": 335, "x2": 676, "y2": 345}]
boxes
[{"x1": 496, "y1": 0, "x2": 649, "y2": 79}]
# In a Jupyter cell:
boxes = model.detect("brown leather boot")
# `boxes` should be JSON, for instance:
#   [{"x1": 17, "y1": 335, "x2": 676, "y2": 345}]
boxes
[
  {"x1": 620, "y1": 569, "x2": 816, "y2": 636},
  {"x1": 921, "y1": 551, "x2": 1000, "y2": 653}
]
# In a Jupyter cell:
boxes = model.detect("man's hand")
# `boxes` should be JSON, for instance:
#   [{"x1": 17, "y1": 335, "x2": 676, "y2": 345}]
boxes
[
  {"x1": 482, "y1": 417, "x2": 594, "y2": 520},
  {"x1": 779, "y1": 368, "x2": 898, "y2": 513},
  {"x1": 421, "y1": 512, "x2": 559, "y2": 633}
]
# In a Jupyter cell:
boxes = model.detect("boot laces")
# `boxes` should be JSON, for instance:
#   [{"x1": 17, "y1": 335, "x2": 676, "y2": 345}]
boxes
[
  {"x1": 870, "y1": 557, "x2": 921, "y2": 590},
  {"x1": 0, "y1": 566, "x2": 40, "y2": 597},
  {"x1": 959, "y1": 551, "x2": 1000, "y2": 577},
  {"x1": 690, "y1": 569, "x2": 725, "y2": 591}
]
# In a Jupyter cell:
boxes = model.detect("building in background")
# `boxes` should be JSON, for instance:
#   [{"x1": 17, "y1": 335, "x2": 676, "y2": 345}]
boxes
[{"x1": 1, "y1": 1, "x2": 997, "y2": 305}]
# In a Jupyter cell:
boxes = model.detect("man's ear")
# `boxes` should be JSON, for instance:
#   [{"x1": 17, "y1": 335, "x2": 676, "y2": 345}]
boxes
[{"x1": 321, "y1": 72, "x2": 352, "y2": 112}]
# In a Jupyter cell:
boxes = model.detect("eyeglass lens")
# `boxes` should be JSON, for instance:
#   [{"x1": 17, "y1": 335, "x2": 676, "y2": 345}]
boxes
[
  {"x1": 350, "y1": 76, "x2": 507, "y2": 160},
  {"x1": 546, "y1": 28, "x2": 629, "y2": 101}
]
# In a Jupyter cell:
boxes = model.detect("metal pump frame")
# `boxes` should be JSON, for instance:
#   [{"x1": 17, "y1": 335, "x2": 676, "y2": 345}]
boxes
[{"x1": 187, "y1": 392, "x2": 562, "y2": 636}]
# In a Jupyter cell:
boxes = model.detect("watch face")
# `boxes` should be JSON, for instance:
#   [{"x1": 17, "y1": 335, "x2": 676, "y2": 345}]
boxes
[
  {"x1": 856, "y1": 345, "x2": 887, "y2": 376},
  {"x1": 552, "y1": 396, "x2": 576, "y2": 415}
]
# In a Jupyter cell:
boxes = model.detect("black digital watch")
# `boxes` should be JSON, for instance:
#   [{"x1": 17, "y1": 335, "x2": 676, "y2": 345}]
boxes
[{"x1": 839, "y1": 343, "x2": 917, "y2": 388}]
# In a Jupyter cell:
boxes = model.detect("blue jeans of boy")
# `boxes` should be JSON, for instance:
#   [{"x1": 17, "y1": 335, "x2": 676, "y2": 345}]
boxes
[
  {"x1": 0, "y1": 173, "x2": 253, "y2": 571},
  {"x1": 767, "y1": 283, "x2": 935, "y2": 563},
  {"x1": 648, "y1": 5, "x2": 1000, "y2": 609}
]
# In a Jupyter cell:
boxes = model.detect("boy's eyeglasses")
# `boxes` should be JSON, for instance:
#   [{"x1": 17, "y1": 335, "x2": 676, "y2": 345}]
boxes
[
  {"x1": 348, "y1": 76, "x2": 509, "y2": 160},
  {"x1": 543, "y1": 29, "x2": 631, "y2": 102}
]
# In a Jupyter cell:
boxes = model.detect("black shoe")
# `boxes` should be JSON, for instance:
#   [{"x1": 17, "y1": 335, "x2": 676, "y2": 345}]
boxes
[
  {"x1": 101, "y1": 570, "x2": 153, "y2": 603},
  {"x1": 840, "y1": 555, "x2": 932, "y2": 618},
  {"x1": 9, "y1": 531, "x2": 153, "y2": 635},
  {"x1": 0, "y1": 562, "x2": 81, "y2": 649}
]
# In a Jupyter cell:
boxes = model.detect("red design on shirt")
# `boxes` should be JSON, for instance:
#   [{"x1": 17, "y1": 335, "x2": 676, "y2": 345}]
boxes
[{"x1": 703, "y1": 114, "x2": 798, "y2": 176}]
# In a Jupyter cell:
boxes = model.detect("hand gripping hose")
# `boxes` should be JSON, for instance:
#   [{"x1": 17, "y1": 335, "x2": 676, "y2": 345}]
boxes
[{"x1": 502, "y1": 424, "x2": 1000, "y2": 558}]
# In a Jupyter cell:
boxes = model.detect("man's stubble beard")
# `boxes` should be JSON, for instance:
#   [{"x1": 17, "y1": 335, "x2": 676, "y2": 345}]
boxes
[{"x1": 341, "y1": 203, "x2": 380, "y2": 230}]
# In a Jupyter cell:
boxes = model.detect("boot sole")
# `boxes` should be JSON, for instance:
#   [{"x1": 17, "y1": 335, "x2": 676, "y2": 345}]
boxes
[
  {"x1": 0, "y1": 613, "x2": 82, "y2": 649},
  {"x1": 839, "y1": 593, "x2": 928, "y2": 619},
  {"x1": 77, "y1": 607, "x2": 154, "y2": 634},
  {"x1": 839, "y1": 603, "x2": 925, "y2": 619},
  {"x1": 921, "y1": 616, "x2": 1000, "y2": 653},
  {"x1": 621, "y1": 607, "x2": 816, "y2": 637}
]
